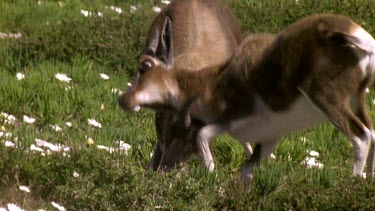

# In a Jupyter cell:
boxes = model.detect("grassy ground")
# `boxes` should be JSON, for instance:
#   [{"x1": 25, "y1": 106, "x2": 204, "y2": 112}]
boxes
[{"x1": 1, "y1": 0, "x2": 375, "y2": 210}]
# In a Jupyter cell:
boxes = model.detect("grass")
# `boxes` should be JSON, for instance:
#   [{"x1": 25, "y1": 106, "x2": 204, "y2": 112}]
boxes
[{"x1": 1, "y1": 0, "x2": 375, "y2": 210}]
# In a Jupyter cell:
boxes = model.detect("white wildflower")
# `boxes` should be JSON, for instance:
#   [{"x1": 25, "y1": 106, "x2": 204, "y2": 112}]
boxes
[
  {"x1": 7, "y1": 203, "x2": 25, "y2": 211},
  {"x1": 97, "y1": 12, "x2": 103, "y2": 17},
  {"x1": 30, "y1": 144, "x2": 44, "y2": 152},
  {"x1": 118, "y1": 140, "x2": 131, "y2": 150},
  {"x1": 80, "y1": 10, "x2": 92, "y2": 17},
  {"x1": 51, "y1": 202, "x2": 66, "y2": 211},
  {"x1": 50, "y1": 124, "x2": 62, "y2": 132},
  {"x1": 161, "y1": 0, "x2": 171, "y2": 4},
  {"x1": 111, "y1": 88, "x2": 123, "y2": 95},
  {"x1": 19, "y1": 185, "x2": 31, "y2": 193},
  {"x1": 150, "y1": 152, "x2": 153, "y2": 158},
  {"x1": 366, "y1": 88, "x2": 370, "y2": 93},
  {"x1": 270, "y1": 153, "x2": 276, "y2": 159},
  {"x1": 97, "y1": 145, "x2": 111, "y2": 151},
  {"x1": 87, "y1": 137, "x2": 94, "y2": 145},
  {"x1": 62, "y1": 152, "x2": 70, "y2": 157},
  {"x1": 35, "y1": 138, "x2": 70, "y2": 152},
  {"x1": 88, "y1": 118, "x2": 102, "y2": 128},
  {"x1": 0, "y1": 32, "x2": 22, "y2": 39},
  {"x1": 153, "y1": 6, "x2": 161, "y2": 13},
  {"x1": 127, "y1": 82, "x2": 132, "y2": 87},
  {"x1": 4, "y1": 140, "x2": 15, "y2": 148},
  {"x1": 97, "y1": 145, "x2": 109, "y2": 150},
  {"x1": 114, "y1": 7, "x2": 122, "y2": 14},
  {"x1": 55, "y1": 73, "x2": 72, "y2": 83},
  {"x1": 12, "y1": 33, "x2": 21, "y2": 39},
  {"x1": 1, "y1": 112, "x2": 17, "y2": 124},
  {"x1": 106, "y1": 6, "x2": 123, "y2": 14},
  {"x1": 309, "y1": 150, "x2": 319, "y2": 157},
  {"x1": 117, "y1": 140, "x2": 131, "y2": 155},
  {"x1": 130, "y1": 5, "x2": 137, "y2": 13},
  {"x1": 16, "y1": 72, "x2": 25, "y2": 80},
  {"x1": 100, "y1": 104, "x2": 105, "y2": 110},
  {"x1": 98, "y1": 145, "x2": 116, "y2": 153},
  {"x1": 0, "y1": 131, "x2": 12, "y2": 138},
  {"x1": 97, "y1": 141, "x2": 132, "y2": 154},
  {"x1": 305, "y1": 157, "x2": 324, "y2": 169},
  {"x1": 65, "y1": 85, "x2": 72, "y2": 91},
  {"x1": 73, "y1": 171, "x2": 80, "y2": 177},
  {"x1": 65, "y1": 122, "x2": 72, "y2": 127},
  {"x1": 99, "y1": 73, "x2": 109, "y2": 80},
  {"x1": 23, "y1": 115, "x2": 36, "y2": 124}
]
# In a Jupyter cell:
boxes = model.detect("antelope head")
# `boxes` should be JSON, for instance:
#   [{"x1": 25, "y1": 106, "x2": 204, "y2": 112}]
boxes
[{"x1": 119, "y1": 17, "x2": 182, "y2": 113}]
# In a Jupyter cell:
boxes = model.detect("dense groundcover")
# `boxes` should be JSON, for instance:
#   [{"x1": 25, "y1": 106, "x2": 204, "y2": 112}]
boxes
[{"x1": 1, "y1": 0, "x2": 375, "y2": 210}]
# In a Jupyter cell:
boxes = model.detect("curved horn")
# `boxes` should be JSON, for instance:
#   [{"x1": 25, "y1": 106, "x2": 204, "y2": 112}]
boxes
[{"x1": 144, "y1": 29, "x2": 160, "y2": 57}]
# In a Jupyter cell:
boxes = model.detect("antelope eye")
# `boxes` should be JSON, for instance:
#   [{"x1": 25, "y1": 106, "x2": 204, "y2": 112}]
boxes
[
  {"x1": 143, "y1": 61, "x2": 152, "y2": 69},
  {"x1": 139, "y1": 61, "x2": 152, "y2": 74}
]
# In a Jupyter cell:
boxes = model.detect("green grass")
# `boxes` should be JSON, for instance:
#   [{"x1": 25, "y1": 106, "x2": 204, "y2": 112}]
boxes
[{"x1": 1, "y1": 0, "x2": 375, "y2": 210}]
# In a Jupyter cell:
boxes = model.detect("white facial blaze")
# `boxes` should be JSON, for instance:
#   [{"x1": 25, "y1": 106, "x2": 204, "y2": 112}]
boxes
[{"x1": 135, "y1": 84, "x2": 165, "y2": 105}]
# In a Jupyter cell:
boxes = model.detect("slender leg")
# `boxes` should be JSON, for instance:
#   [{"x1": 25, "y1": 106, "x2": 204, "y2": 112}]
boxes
[
  {"x1": 352, "y1": 92, "x2": 375, "y2": 176},
  {"x1": 148, "y1": 112, "x2": 174, "y2": 170},
  {"x1": 240, "y1": 140, "x2": 277, "y2": 182},
  {"x1": 307, "y1": 93, "x2": 371, "y2": 176},
  {"x1": 367, "y1": 130, "x2": 375, "y2": 176},
  {"x1": 242, "y1": 142, "x2": 253, "y2": 157},
  {"x1": 196, "y1": 124, "x2": 225, "y2": 172}
]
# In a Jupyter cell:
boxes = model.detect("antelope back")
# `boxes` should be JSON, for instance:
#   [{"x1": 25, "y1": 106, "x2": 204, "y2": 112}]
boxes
[{"x1": 143, "y1": 0, "x2": 241, "y2": 70}]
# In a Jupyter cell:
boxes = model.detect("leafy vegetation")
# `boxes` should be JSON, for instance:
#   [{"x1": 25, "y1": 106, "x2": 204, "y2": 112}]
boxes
[{"x1": 1, "y1": 0, "x2": 375, "y2": 209}]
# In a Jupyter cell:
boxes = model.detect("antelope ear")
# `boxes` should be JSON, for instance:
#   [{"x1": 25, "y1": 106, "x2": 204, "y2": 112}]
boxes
[{"x1": 157, "y1": 16, "x2": 174, "y2": 67}]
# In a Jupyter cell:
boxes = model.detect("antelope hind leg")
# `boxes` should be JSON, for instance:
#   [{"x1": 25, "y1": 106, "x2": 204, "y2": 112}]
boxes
[
  {"x1": 351, "y1": 92, "x2": 375, "y2": 176},
  {"x1": 305, "y1": 91, "x2": 372, "y2": 176}
]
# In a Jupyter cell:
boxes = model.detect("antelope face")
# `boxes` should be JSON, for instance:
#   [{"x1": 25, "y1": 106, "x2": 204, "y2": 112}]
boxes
[
  {"x1": 119, "y1": 55, "x2": 180, "y2": 113},
  {"x1": 159, "y1": 120, "x2": 202, "y2": 170}
]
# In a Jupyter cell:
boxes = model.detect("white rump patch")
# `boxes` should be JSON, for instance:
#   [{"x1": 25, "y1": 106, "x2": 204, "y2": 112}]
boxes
[
  {"x1": 350, "y1": 27, "x2": 375, "y2": 53},
  {"x1": 349, "y1": 27, "x2": 375, "y2": 77}
]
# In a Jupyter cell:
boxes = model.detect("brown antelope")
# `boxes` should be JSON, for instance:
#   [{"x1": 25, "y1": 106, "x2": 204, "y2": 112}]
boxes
[
  {"x1": 119, "y1": 13, "x2": 375, "y2": 181},
  {"x1": 121, "y1": 0, "x2": 243, "y2": 170}
]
